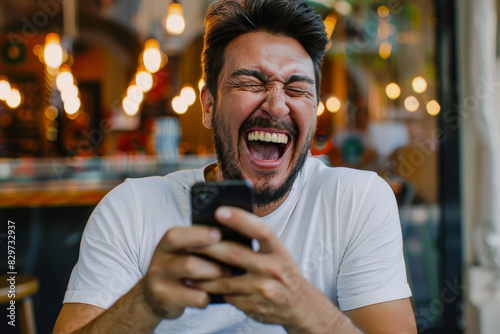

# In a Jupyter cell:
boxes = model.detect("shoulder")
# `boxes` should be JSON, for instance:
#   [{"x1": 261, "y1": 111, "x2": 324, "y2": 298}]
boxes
[{"x1": 302, "y1": 157, "x2": 386, "y2": 195}]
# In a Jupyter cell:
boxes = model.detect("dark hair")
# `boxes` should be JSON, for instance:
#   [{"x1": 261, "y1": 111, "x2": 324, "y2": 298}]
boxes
[{"x1": 202, "y1": 0, "x2": 328, "y2": 103}]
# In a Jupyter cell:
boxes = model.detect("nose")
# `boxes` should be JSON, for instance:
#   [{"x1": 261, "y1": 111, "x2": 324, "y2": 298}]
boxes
[{"x1": 261, "y1": 87, "x2": 289, "y2": 120}]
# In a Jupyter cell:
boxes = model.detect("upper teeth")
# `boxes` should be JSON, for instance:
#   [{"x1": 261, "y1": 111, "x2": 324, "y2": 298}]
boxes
[{"x1": 248, "y1": 131, "x2": 288, "y2": 144}]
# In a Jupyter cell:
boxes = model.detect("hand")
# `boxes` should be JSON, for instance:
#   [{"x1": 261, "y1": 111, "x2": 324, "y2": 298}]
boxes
[
  {"x1": 193, "y1": 207, "x2": 339, "y2": 333},
  {"x1": 142, "y1": 226, "x2": 229, "y2": 319}
]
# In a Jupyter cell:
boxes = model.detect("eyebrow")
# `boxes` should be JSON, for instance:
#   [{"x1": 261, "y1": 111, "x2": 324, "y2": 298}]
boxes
[
  {"x1": 230, "y1": 69, "x2": 267, "y2": 82},
  {"x1": 230, "y1": 69, "x2": 314, "y2": 85}
]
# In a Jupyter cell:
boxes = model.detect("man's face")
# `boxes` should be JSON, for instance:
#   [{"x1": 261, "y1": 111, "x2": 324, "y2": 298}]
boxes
[{"x1": 203, "y1": 31, "x2": 317, "y2": 209}]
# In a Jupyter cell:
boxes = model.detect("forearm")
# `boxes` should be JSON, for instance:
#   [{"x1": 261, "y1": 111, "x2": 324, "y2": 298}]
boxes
[
  {"x1": 284, "y1": 284, "x2": 362, "y2": 334},
  {"x1": 285, "y1": 305, "x2": 361, "y2": 334},
  {"x1": 77, "y1": 278, "x2": 162, "y2": 334}
]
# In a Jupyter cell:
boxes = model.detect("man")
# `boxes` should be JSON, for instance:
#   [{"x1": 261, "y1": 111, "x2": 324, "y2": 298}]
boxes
[{"x1": 54, "y1": 0, "x2": 417, "y2": 333}]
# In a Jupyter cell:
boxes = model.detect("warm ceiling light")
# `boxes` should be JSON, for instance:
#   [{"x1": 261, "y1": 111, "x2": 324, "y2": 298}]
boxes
[
  {"x1": 426, "y1": 100, "x2": 441, "y2": 116},
  {"x1": 143, "y1": 39, "x2": 162, "y2": 73},
  {"x1": 43, "y1": 33, "x2": 64, "y2": 68},
  {"x1": 172, "y1": 96, "x2": 188, "y2": 114},
  {"x1": 198, "y1": 78, "x2": 205, "y2": 91},
  {"x1": 379, "y1": 41, "x2": 392, "y2": 59},
  {"x1": 127, "y1": 85, "x2": 144, "y2": 104},
  {"x1": 326, "y1": 96, "x2": 341, "y2": 113},
  {"x1": 324, "y1": 14, "x2": 337, "y2": 39},
  {"x1": 61, "y1": 85, "x2": 79, "y2": 103},
  {"x1": 0, "y1": 80, "x2": 11, "y2": 101},
  {"x1": 122, "y1": 96, "x2": 140, "y2": 116},
  {"x1": 56, "y1": 65, "x2": 74, "y2": 91},
  {"x1": 378, "y1": 6, "x2": 390, "y2": 18},
  {"x1": 180, "y1": 85, "x2": 196, "y2": 106},
  {"x1": 316, "y1": 101, "x2": 325, "y2": 116},
  {"x1": 412, "y1": 76, "x2": 428, "y2": 93},
  {"x1": 385, "y1": 83, "x2": 401, "y2": 99},
  {"x1": 164, "y1": 2, "x2": 185, "y2": 35},
  {"x1": 404, "y1": 96, "x2": 419, "y2": 112},
  {"x1": 135, "y1": 71, "x2": 154, "y2": 92},
  {"x1": 6, "y1": 88, "x2": 22, "y2": 109},
  {"x1": 64, "y1": 97, "x2": 81, "y2": 115}
]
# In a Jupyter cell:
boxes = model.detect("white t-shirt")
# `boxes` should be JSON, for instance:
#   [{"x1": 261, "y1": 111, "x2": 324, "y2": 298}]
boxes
[{"x1": 64, "y1": 157, "x2": 411, "y2": 333}]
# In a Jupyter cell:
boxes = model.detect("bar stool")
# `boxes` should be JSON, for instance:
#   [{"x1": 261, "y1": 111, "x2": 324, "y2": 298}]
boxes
[{"x1": 0, "y1": 274, "x2": 38, "y2": 334}]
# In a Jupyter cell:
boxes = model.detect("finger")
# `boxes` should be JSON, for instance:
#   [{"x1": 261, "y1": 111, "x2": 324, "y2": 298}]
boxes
[
  {"x1": 158, "y1": 226, "x2": 221, "y2": 253},
  {"x1": 215, "y1": 207, "x2": 282, "y2": 253},
  {"x1": 194, "y1": 275, "x2": 284, "y2": 300},
  {"x1": 146, "y1": 278, "x2": 211, "y2": 312},
  {"x1": 193, "y1": 242, "x2": 268, "y2": 275},
  {"x1": 155, "y1": 254, "x2": 229, "y2": 280}
]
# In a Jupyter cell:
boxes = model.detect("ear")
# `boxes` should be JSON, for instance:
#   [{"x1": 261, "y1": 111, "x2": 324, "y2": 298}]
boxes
[{"x1": 201, "y1": 87, "x2": 214, "y2": 129}]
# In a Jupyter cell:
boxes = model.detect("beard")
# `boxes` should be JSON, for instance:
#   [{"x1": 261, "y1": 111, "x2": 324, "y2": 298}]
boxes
[{"x1": 212, "y1": 110, "x2": 315, "y2": 207}]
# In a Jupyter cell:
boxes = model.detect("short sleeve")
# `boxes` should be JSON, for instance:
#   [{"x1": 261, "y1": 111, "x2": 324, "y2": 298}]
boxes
[
  {"x1": 337, "y1": 174, "x2": 412, "y2": 311},
  {"x1": 63, "y1": 180, "x2": 143, "y2": 309}
]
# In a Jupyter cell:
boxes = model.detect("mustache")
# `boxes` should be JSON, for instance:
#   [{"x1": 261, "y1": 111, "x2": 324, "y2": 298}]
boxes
[{"x1": 238, "y1": 117, "x2": 298, "y2": 140}]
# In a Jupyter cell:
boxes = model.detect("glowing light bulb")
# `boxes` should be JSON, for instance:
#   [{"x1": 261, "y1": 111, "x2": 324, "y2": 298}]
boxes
[
  {"x1": 316, "y1": 101, "x2": 325, "y2": 116},
  {"x1": 326, "y1": 96, "x2": 341, "y2": 113},
  {"x1": 164, "y1": 3, "x2": 185, "y2": 35},
  {"x1": 56, "y1": 66, "x2": 74, "y2": 91},
  {"x1": 379, "y1": 41, "x2": 392, "y2": 59},
  {"x1": 198, "y1": 78, "x2": 205, "y2": 91},
  {"x1": 44, "y1": 33, "x2": 64, "y2": 68},
  {"x1": 6, "y1": 88, "x2": 21, "y2": 109},
  {"x1": 0, "y1": 80, "x2": 11, "y2": 101},
  {"x1": 180, "y1": 85, "x2": 196, "y2": 106},
  {"x1": 426, "y1": 100, "x2": 441, "y2": 116},
  {"x1": 122, "y1": 96, "x2": 140, "y2": 116},
  {"x1": 64, "y1": 97, "x2": 81, "y2": 115},
  {"x1": 135, "y1": 71, "x2": 153, "y2": 92},
  {"x1": 127, "y1": 85, "x2": 144, "y2": 104},
  {"x1": 412, "y1": 76, "x2": 427, "y2": 93},
  {"x1": 385, "y1": 83, "x2": 401, "y2": 99},
  {"x1": 143, "y1": 39, "x2": 162, "y2": 73},
  {"x1": 404, "y1": 96, "x2": 419, "y2": 112},
  {"x1": 378, "y1": 6, "x2": 390, "y2": 18},
  {"x1": 172, "y1": 96, "x2": 188, "y2": 114},
  {"x1": 324, "y1": 14, "x2": 337, "y2": 39},
  {"x1": 61, "y1": 85, "x2": 79, "y2": 103}
]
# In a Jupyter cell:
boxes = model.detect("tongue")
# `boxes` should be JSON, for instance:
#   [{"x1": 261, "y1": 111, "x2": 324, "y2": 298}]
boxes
[{"x1": 248, "y1": 141, "x2": 280, "y2": 161}]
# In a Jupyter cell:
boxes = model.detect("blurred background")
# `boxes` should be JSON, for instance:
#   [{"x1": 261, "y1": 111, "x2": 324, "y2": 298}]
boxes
[{"x1": 0, "y1": 0, "x2": 499, "y2": 333}]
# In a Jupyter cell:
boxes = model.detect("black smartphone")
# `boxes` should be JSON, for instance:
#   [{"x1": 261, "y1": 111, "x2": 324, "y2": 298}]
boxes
[{"x1": 191, "y1": 180, "x2": 254, "y2": 303}]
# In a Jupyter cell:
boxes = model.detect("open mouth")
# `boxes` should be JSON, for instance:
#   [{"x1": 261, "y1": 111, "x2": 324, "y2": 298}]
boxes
[{"x1": 245, "y1": 130, "x2": 291, "y2": 162}]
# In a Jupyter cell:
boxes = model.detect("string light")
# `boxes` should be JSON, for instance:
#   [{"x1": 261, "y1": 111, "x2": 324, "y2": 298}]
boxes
[
  {"x1": 404, "y1": 96, "x2": 419, "y2": 112},
  {"x1": 127, "y1": 85, "x2": 144, "y2": 104},
  {"x1": 198, "y1": 78, "x2": 205, "y2": 91},
  {"x1": 379, "y1": 41, "x2": 392, "y2": 59},
  {"x1": 135, "y1": 71, "x2": 154, "y2": 92},
  {"x1": 143, "y1": 39, "x2": 163, "y2": 73},
  {"x1": 316, "y1": 101, "x2": 325, "y2": 116},
  {"x1": 56, "y1": 65, "x2": 74, "y2": 91},
  {"x1": 6, "y1": 88, "x2": 22, "y2": 109},
  {"x1": 163, "y1": 2, "x2": 185, "y2": 35},
  {"x1": 426, "y1": 100, "x2": 441, "y2": 115},
  {"x1": 324, "y1": 14, "x2": 337, "y2": 39},
  {"x1": 43, "y1": 33, "x2": 64, "y2": 69},
  {"x1": 172, "y1": 96, "x2": 188, "y2": 114},
  {"x1": 0, "y1": 79, "x2": 11, "y2": 101},
  {"x1": 377, "y1": 6, "x2": 390, "y2": 18},
  {"x1": 412, "y1": 76, "x2": 427, "y2": 93},
  {"x1": 326, "y1": 96, "x2": 341, "y2": 113},
  {"x1": 385, "y1": 83, "x2": 401, "y2": 99},
  {"x1": 180, "y1": 85, "x2": 196, "y2": 106}
]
